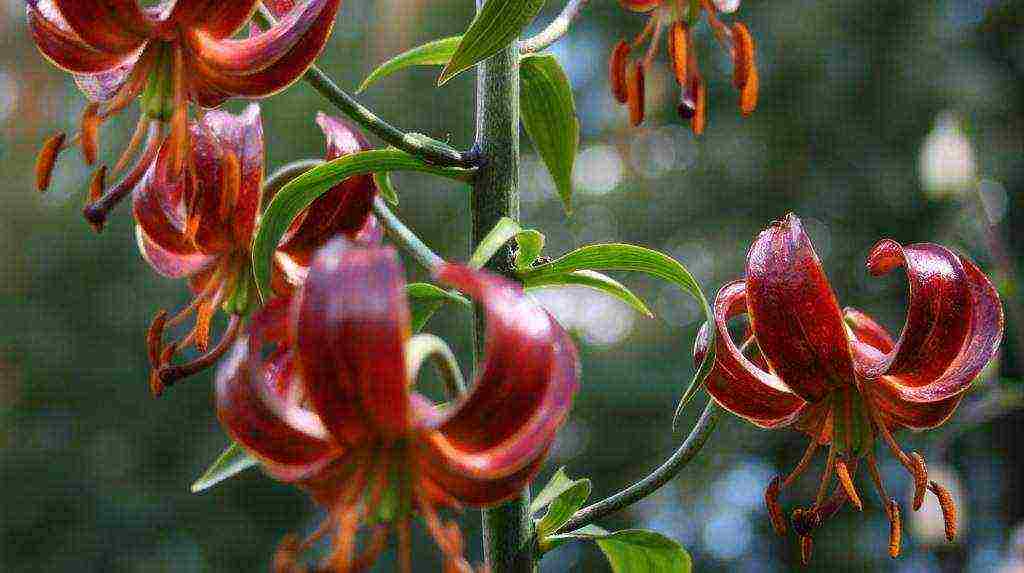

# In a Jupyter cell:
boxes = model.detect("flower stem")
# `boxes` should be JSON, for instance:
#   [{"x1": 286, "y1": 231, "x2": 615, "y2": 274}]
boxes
[
  {"x1": 521, "y1": 0, "x2": 592, "y2": 54},
  {"x1": 561, "y1": 400, "x2": 722, "y2": 532},
  {"x1": 470, "y1": 7, "x2": 533, "y2": 571},
  {"x1": 372, "y1": 196, "x2": 444, "y2": 271},
  {"x1": 255, "y1": 4, "x2": 477, "y2": 169}
]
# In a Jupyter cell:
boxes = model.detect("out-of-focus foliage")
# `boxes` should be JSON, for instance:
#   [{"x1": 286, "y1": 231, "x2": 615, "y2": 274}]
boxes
[{"x1": 1, "y1": 0, "x2": 1022, "y2": 571}]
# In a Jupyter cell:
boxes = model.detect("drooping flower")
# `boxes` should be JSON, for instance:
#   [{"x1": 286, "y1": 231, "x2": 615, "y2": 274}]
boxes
[
  {"x1": 610, "y1": 0, "x2": 758, "y2": 133},
  {"x1": 141, "y1": 105, "x2": 379, "y2": 397},
  {"x1": 693, "y1": 214, "x2": 1002, "y2": 563},
  {"x1": 27, "y1": 0, "x2": 342, "y2": 230},
  {"x1": 216, "y1": 238, "x2": 580, "y2": 572}
]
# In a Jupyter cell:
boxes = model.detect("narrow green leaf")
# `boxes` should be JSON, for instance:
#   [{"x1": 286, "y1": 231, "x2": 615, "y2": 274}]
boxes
[
  {"x1": 252, "y1": 149, "x2": 472, "y2": 299},
  {"x1": 530, "y1": 467, "x2": 576, "y2": 514},
  {"x1": 358, "y1": 36, "x2": 461, "y2": 92},
  {"x1": 514, "y1": 229, "x2": 545, "y2": 269},
  {"x1": 525, "y1": 270, "x2": 653, "y2": 318},
  {"x1": 519, "y1": 244, "x2": 715, "y2": 425},
  {"x1": 544, "y1": 524, "x2": 609, "y2": 552},
  {"x1": 537, "y1": 479, "x2": 592, "y2": 539},
  {"x1": 407, "y1": 283, "x2": 471, "y2": 333},
  {"x1": 191, "y1": 442, "x2": 258, "y2": 493},
  {"x1": 469, "y1": 217, "x2": 522, "y2": 269},
  {"x1": 437, "y1": 0, "x2": 547, "y2": 85},
  {"x1": 373, "y1": 171, "x2": 399, "y2": 205},
  {"x1": 520, "y1": 54, "x2": 578, "y2": 214},
  {"x1": 547, "y1": 528, "x2": 692, "y2": 572}
]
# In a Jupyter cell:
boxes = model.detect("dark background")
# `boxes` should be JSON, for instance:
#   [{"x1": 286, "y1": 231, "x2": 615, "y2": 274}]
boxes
[{"x1": 1, "y1": 0, "x2": 1023, "y2": 571}]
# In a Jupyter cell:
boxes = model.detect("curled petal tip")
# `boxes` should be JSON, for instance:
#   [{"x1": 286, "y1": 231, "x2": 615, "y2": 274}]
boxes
[{"x1": 866, "y1": 239, "x2": 904, "y2": 277}]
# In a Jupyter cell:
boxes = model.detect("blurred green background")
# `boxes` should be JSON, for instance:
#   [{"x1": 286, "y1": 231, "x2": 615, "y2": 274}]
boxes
[{"x1": 2, "y1": 0, "x2": 1023, "y2": 571}]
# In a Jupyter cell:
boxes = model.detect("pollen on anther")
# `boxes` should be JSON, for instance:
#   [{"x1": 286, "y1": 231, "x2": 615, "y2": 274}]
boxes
[
  {"x1": 88, "y1": 166, "x2": 107, "y2": 203},
  {"x1": 627, "y1": 62, "x2": 645, "y2": 127},
  {"x1": 800, "y1": 535, "x2": 813, "y2": 565},
  {"x1": 610, "y1": 40, "x2": 631, "y2": 104},
  {"x1": 835, "y1": 459, "x2": 862, "y2": 511},
  {"x1": 81, "y1": 103, "x2": 102, "y2": 165},
  {"x1": 36, "y1": 132, "x2": 66, "y2": 192},
  {"x1": 928, "y1": 481, "x2": 957, "y2": 542},
  {"x1": 887, "y1": 498, "x2": 902, "y2": 558},
  {"x1": 910, "y1": 452, "x2": 928, "y2": 511},
  {"x1": 765, "y1": 476, "x2": 786, "y2": 535},
  {"x1": 667, "y1": 22, "x2": 689, "y2": 88}
]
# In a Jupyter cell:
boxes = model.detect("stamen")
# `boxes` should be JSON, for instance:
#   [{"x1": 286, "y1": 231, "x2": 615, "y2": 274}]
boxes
[
  {"x1": 609, "y1": 41, "x2": 631, "y2": 104},
  {"x1": 928, "y1": 481, "x2": 957, "y2": 541},
  {"x1": 83, "y1": 123, "x2": 164, "y2": 232},
  {"x1": 155, "y1": 314, "x2": 242, "y2": 391},
  {"x1": 887, "y1": 498, "x2": 902, "y2": 558},
  {"x1": 690, "y1": 76, "x2": 706, "y2": 135},
  {"x1": 790, "y1": 507, "x2": 818, "y2": 538},
  {"x1": 88, "y1": 166, "x2": 107, "y2": 203},
  {"x1": 783, "y1": 439, "x2": 820, "y2": 489},
  {"x1": 169, "y1": 46, "x2": 188, "y2": 177},
  {"x1": 834, "y1": 458, "x2": 862, "y2": 511},
  {"x1": 219, "y1": 151, "x2": 242, "y2": 222},
  {"x1": 814, "y1": 446, "x2": 836, "y2": 508},
  {"x1": 150, "y1": 341, "x2": 178, "y2": 397},
  {"x1": 909, "y1": 452, "x2": 928, "y2": 511},
  {"x1": 102, "y1": 44, "x2": 157, "y2": 119},
  {"x1": 352, "y1": 524, "x2": 389, "y2": 571},
  {"x1": 667, "y1": 22, "x2": 689, "y2": 87},
  {"x1": 147, "y1": 310, "x2": 169, "y2": 366},
  {"x1": 112, "y1": 116, "x2": 151, "y2": 176},
  {"x1": 642, "y1": 17, "x2": 665, "y2": 70},
  {"x1": 799, "y1": 535, "x2": 813, "y2": 565},
  {"x1": 271, "y1": 534, "x2": 304, "y2": 573},
  {"x1": 193, "y1": 297, "x2": 217, "y2": 353},
  {"x1": 631, "y1": 16, "x2": 658, "y2": 49},
  {"x1": 80, "y1": 102, "x2": 102, "y2": 165},
  {"x1": 326, "y1": 504, "x2": 360, "y2": 572},
  {"x1": 765, "y1": 476, "x2": 786, "y2": 535},
  {"x1": 627, "y1": 62, "x2": 645, "y2": 127},
  {"x1": 865, "y1": 452, "x2": 891, "y2": 512},
  {"x1": 35, "y1": 132, "x2": 66, "y2": 193},
  {"x1": 397, "y1": 519, "x2": 412, "y2": 573}
]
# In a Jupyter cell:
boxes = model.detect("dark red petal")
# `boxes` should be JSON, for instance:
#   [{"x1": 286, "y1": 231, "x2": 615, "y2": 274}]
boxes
[
  {"x1": 262, "y1": 0, "x2": 298, "y2": 18},
  {"x1": 417, "y1": 442, "x2": 548, "y2": 508},
  {"x1": 862, "y1": 254, "x2": 1003, "y2": 429},
  {"x1": 216, "y1": 298, "x2": 340, "y2": 470},
  {"x1": 696, "y1": 280, "x2": 807, "y2": 428},
  {"x1": 418, "y1": 264, "x2": 579, "y2": 480},
  {"x1": 194, "y1": 0, "x2": 260, "y2": 39},
  {"x1": 188, "y1": 0, "x2": 341, "y2": 98},
  {"x1": 297, "y1": 239, "x2": 411, "y2": 443},
  {"x1": 135, "y1": 225, "x2": 216, "y2": 279},
  {"x1": 185, "y1": 0, "x2": 325, "y2": 75},
  {"x1": 27, "y1": 2, "x2": 138, "y2": 74},
  {"x1": 843, "y1": 308, "x2": 895, "y2": 353},
  {"x1": 49, "y1": 0, "x2": 145, "y2": 53},
  {"x1": 745, "y1": 214, "x2": 855, "y2": 402}
]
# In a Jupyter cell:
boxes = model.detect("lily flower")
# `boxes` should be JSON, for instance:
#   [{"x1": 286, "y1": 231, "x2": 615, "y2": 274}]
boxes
[
  {"x1": 27, "y1": 0, "x2": 342, "y2": 230},
  {"x1": 693, "y1": 214, "x2": 1002, "y2": 563},
  {"x1": 140, "y1": 104, "x2": 379, "y2": 397},
  {"x1": 610, "y1": 0, "x2": 757, "y2": 133},
  {"x1": 215, "y1": 238, "x2": 580, "y2": 572}
]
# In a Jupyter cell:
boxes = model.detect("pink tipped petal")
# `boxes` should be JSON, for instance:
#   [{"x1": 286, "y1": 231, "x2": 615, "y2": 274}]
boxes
[
  {"x1": 745, "y1": 214, "x2": 855, "y2": 402},
  {"x1": 421, "y1": 264, "x2": 578, "y2": 480},
  {"x1": 865, "y1": 257, "x2": 1002, "y2": 428},
  {"x1": 135, "y1": 225, "x2": 215, "y2": 279},
  {"x1": 317, "y1": 112, "x2": 372, "y2": 160},
  {"x1": 863, "y1": 241, "x2": 981, "y2": 387},
  {"x1": 698, "y1": 280, "x2": 807, "y2": 428},
  {"x1": 73, "y1": 50, "x2": 141, "y2": 103},
  {"x1": 297, "y1": 239, "x2": 411, "y2": 443},
  {"x1": 49, "y1": 0, "x2": 145, "y2": 53},
  {"x1": 186, "y1": 0, "x2": 328, "y2": 75},
  {"x1": 216, "y1": 299, "x2": 338, "y2": 468},
  {"x1": 191, "y1": 0, "x2": 341, "y2": 98},
  {"x1": 27, "y1": 3, "x2": 137, "y2": 74}
]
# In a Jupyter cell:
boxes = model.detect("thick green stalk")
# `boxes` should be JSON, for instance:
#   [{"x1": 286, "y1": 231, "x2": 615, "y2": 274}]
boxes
[{"x1": 470, "y1": 8, "x2": 532, "y2": 572}]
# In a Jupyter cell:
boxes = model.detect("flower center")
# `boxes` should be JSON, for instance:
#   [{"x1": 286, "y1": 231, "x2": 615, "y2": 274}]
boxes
[{"x1": 140, "y1": 42, "x2": 178, "y2": 122}]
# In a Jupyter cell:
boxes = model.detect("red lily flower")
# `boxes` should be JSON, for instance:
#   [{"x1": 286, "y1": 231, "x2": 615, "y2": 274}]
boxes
[
  {"x1": 610, "y1": 0, "x2": 757, "y2": 133},
  {"x1": 140, "y1": 105, "x2": 379, "y2": 396},
  {"x1": 693, "y1": 214, "x2": 1002, "y2": 563},
  {"x1": 215, "y1": 238, "x2": 580, "y2": 572},
  {"x1": 27, "y1": 0, "x2": 341, "y2": 230}
]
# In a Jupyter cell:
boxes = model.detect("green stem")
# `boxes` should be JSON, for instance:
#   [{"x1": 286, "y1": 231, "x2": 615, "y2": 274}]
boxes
[
  {"x1": 373, "y1": 196, "x2": 444, "y2": 271},
  {"x1": 255, "y1": 4, "x2": 476, "y2": 169},
  {"x1": 470, "y1": 7, "x2": 532, "y2": 571}
]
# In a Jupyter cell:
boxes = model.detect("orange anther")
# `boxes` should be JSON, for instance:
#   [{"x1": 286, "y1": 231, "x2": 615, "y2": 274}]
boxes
[
  {"x1": 667, "y1": 22, "x2": 689, "y2": 87},
  {"x1": 609, "y1": 40, "x2": 631, "y2": 104},
  {"x1": 35, "y1": 132, "x2": 66, "y2": 192},
  {"x1": 835, "y1": 459, "x2": 862, "y2": 511},
  {"x1": 800, "y1": 535, "x2": 813, "y2": 565},
  {"x1": 887, "y1": 498, "x2": 902, "y2": 558},
  {"x1": 627, "y1": 61, "x2": 645, "y2": 126},
  {"x1": 80, "y1": 102, "x2": 102, "y2": 165},
  {"x1": 910, "y1": 452, "x2": 928, "y2": 511},
  {"x1": 928, "y1": 481, "x2": 957, "y2": 541},
  {"x1": 765, "y1": 476, "x2": 787, "y2": 535},
  {"x1": 88, "y1": 165, "x2": 107, "y2": 203}
]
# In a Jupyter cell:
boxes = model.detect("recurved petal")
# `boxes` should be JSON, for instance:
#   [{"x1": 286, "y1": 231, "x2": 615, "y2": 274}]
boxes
[
  {"x1": 419, "y1": 264, "x2": 579, "y2": 480},
  {"x1": 418, "y1": 442, "x2": 548, "y2": 508},
  {"x1": 196, "y1": 103, "x2": 264, "y2": 245},
  {"x1": 696, "y1": 280, "x2": 807, "y2": 428},
  {"x1": 49, "y1": 0, "x2": 145, "y2": 53},
  {"x1": 185, "y1": 0, "x2": 326, "y2": 75},
  {"x1": 73, "y1": 50, "x2": 141, "y2": 103},
  {"x1": 27, "y1": 2, "x2": 138, "y2": 74},
  {"x1": 617, "y1": 0, "x2": 661, "y2": 12},
  {"x1": 190, "y1": 0, "x2": 341, "y2": 99},
  {"x1": 863, "y1": 255, "x2": 1002, "y2": 428},
  {"x1": 135, "y1": 225, "x2": 215, "y2": 279},
  {"x1": 297, "y1": 239, "x2": 411, "y2": 444},
  {"x1": 262, "y1": 0, "x2": 298, "y2": 18},
  {"x1": 843, "y1": 307, "x2": 895, "y2": 353},
  {"x1": 194, "y1": 0, "x2": 259, "y2": 39},
  {"x1": 216, "y1": 298, "x2": 339, "y2": 470},
  {"x1": 132, "y1": 151, "x2": 194, "y2": 255},
  {"x1": 745, "y1": 214, "x2": 855, "y2": 402}
]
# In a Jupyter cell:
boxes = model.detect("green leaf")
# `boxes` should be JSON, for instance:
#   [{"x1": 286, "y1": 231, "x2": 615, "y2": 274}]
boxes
[
  {"x1": 437, "y1": 0, "x2": 547, "y2": 85},
  {"x1": 536, "y1": 479, "x2": 592, "y2": 539},
  {"x1": 518, "y1": 244, "x2": 715, "y2": 426},
  {"x1": 407, "y1": 282, "x2": 471, "y2": 333},
  {"x1": 514, "y1": 229, "x2": 545, "y2": 269},
  {"x1": 547, "y1": 528, "x2": 692, "y2": 572},
  {"x1": 252, "y1": 149, "x2": 472, "y2": 299},
  {"x1": 373, "y1": 171, "x2": 399, "y2": 205},
  {"x1": 520, "y1": 54, "x2": 578, "y2": 214},
  {"x1": 469, "y1": 217, "x2": 522, "y2": 269},
  {"x1": 530, "y1": 467, "x2": 577, "y2": 514},
  {"x1": 358, "y1": 36, "x2": 461, "y2": 92},
  {"x1": 191, "y1": 442, "x2": 258, "y2": 493},
  {"x1": 525, "y1": 270, "x2": 653, "y2": 318}
]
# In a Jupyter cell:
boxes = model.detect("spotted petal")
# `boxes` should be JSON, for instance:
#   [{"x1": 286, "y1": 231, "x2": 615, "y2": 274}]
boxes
[
  {"x1": 745, "y1": 214, "x2": 856, "y2": 402},
  {"x1": 696, "y1": 280, "x2": 807, "y2": 428},
  {"x1": 418, "y1": 264, "x2": 579, "y2": 480}
]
